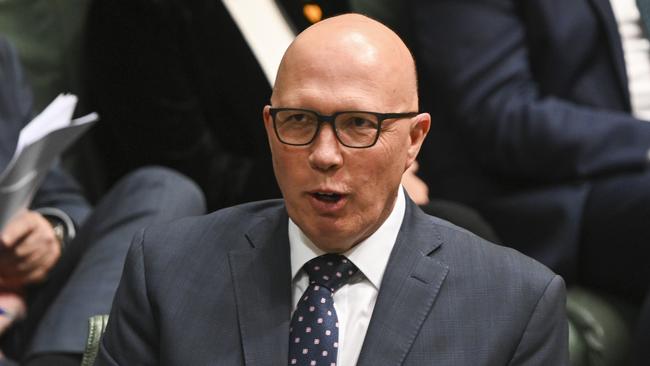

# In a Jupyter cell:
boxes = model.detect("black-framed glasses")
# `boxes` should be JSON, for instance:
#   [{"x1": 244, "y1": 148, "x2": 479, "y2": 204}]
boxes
[{"x1": 269, "y1": 108, "x2": 418, "y2": 148}]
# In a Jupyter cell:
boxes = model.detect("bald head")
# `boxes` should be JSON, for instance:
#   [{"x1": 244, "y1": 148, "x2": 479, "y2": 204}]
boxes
[
  {"x1": 262, "y1": 14, "x2": 430, "y2": 252},
  {"x1": 272, "y1": 14, "x2": 418, "y2": 111}
]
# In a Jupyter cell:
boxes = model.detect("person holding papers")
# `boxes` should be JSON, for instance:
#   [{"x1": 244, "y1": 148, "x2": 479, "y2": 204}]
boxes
[{"x1": 0, "y1": 37, "x2": 206, "y2": 366}]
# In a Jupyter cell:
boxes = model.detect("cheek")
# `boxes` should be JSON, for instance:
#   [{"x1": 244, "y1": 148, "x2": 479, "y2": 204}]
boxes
[
  {"x1": 360, "y1": 138, "x2": 407, "y2": 182},
  {"x1": 350, "y1": 151, "x2": 403, "y2": 205},
  {"x1": 270, "y1": 147, "x2": 290, "y2": 190},
  {"x1": 272, "y1": 147, "x2": 308, "y2": 194}
]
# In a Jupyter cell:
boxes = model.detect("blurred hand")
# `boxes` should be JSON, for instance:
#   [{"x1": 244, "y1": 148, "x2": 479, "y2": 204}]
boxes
[
  {"x1": 0, "y1": 210, "x2": 61, "y2": 287},
  {"x1": 402, "y1": 161, "x2": 430, "y2": 205},
  {"x1": 0, "y1": 290, "x2": 26, "y2": 336}
]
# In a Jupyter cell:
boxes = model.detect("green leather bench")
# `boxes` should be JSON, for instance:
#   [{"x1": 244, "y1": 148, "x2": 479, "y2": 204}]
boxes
[{"x1": 566, "y1": 287, "x2": 636, "y2": 365}]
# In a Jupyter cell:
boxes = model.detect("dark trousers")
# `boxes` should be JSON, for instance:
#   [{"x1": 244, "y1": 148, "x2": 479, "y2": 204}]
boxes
[{"x1": 2, "y1": 167, "x2": 205, "y2": 361}]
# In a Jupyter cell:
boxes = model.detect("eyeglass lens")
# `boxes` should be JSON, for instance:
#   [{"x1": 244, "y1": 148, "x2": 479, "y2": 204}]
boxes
[{"x1": 274, "y1": 110, "x2": 379, "y2": 147}]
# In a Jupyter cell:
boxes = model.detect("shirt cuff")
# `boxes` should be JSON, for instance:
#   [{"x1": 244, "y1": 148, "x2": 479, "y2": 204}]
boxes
[{"x1": 34, "y1": 207, "x2": 77, "y2": 249}]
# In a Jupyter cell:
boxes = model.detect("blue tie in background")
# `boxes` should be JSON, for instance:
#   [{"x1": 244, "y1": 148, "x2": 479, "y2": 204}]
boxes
[{"x1": 288, "y1": 254, "x2": 359, "y2": 366}]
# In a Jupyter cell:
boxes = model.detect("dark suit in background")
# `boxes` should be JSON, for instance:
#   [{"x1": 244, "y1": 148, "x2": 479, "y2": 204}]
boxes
[
  {"x1": 407, "y1": 0, "x2": 650, "y2": 296},
  {"x1": 96, "y1": 198, "x2": 567, "y2": 365},
  {"x1": 0, "y1": 37, "x2": 206, "y2": 364},
  {"x1": 404, "y1": 0, "x2": 650, "y2": 359},
  {"x1": 85, "y1": 0, "x2": 278, "y2": 208}
]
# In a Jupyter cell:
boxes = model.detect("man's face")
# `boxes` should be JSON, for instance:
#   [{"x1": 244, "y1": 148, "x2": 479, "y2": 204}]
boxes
[{"x1": 263, "y1": 29, "x2": 428, "y2": 252}]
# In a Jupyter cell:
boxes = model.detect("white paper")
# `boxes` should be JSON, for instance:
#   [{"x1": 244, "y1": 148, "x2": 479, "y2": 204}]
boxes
[{"x1": 0, "y1": 94, "x2": 98, "y2": 229}]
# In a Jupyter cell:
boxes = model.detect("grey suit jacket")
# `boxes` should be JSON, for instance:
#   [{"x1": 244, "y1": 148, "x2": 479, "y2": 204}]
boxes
[{"x1": 96, "y1": 198, "x2": 568, "y2": 365}]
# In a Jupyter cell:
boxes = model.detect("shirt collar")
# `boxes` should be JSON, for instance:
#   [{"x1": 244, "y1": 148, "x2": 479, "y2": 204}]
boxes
[{"x1": 289, "y1": 187, "x2": 406, "y2": 290}]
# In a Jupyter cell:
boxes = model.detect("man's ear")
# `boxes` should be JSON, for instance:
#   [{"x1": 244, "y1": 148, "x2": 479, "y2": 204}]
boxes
[
  {"x1": 406, "y1": 112, "x2": 431, "y2": 167},
  {"x1": 263, "y1": 105, "x2": 277, "y2": 150},
  {"x1": 263, "y1": 105, "x2": 273, "y2": 131},
  {"x1": 263, "y1": 105, "x2": 276, "y2": 139}
]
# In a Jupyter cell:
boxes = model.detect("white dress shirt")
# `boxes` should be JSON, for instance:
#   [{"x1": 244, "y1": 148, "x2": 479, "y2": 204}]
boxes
[
  {"x1": 289, "y1": 187, "x2": 406, "y2": 366},
  {"x1": 610, "y1": 0, "x2": 650, "y2": 120}
]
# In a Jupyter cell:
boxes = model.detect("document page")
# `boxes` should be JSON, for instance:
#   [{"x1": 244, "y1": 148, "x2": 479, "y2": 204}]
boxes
[{"x1": 0, "y1": 94, "x2": 98, "y2": 229}]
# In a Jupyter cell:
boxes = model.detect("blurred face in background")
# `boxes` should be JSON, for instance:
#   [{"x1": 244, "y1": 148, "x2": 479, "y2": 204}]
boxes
[{"x1": 264, "y1": 14, "x2": 430, "y2": 253}]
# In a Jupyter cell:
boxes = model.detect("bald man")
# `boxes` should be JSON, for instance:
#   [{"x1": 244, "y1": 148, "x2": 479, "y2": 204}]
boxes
[{"x1": 95, "y1": 14, "x2": 568, "y2": 365}]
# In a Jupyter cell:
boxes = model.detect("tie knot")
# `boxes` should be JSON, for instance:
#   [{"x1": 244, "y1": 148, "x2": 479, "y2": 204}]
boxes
[{"x1": 304, "y1": 254, "x2": 358, "y2": 292}]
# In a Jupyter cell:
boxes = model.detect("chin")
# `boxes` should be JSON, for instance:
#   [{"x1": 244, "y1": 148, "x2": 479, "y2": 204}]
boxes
[
  {"x1": 312, "y1": 229, "x2": 360, "y2": 253},
  {"x1": 313, "y1": 237, "x2": 355, "y2": 253},
  {"x1": 307, "y1": 223, "x2": 360, "y2": 253}
]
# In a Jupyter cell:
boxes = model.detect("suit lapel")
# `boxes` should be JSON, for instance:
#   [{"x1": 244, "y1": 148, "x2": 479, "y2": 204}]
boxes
[
  {"x1": 588, "y1": 0, "x2": 631, "y2": 108},
  {"x1": 229, "y1": 211, "x2": 292, "y2": 366},
  {"x1": 357, "y1": 199, "x2": 449, "y2": 366}
]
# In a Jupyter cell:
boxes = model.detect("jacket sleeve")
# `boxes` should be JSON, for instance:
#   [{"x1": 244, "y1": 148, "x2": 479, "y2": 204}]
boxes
[
  {"x1": 409, "y1": 0, "x2": 650, "y2": 183},
  {"x1": 95, "y1": 229, "x2": 159, "y2": 366},
  {"x1": 30, "y1": 163, "x2": 91, "y2": 230},
  {"x1": 0, "y1": 36, "x2": 91, "y2": 229},
  {"x1": 509, "y1": 275, "x2": 569, "y2": 365}
]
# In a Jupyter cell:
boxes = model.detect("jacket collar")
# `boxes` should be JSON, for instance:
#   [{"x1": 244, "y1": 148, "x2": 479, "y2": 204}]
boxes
[
  {"x1": 357, "y1": 198, "x2": 449, "y2": 366},
  {"x1": 229, "y1": 208, "x2": 292, "y2": 366}
]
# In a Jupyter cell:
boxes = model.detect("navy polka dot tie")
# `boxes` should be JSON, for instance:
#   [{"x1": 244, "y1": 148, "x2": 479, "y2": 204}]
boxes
[{"x1": 289, "y1": 254, "x2": 359, "y2": 366}]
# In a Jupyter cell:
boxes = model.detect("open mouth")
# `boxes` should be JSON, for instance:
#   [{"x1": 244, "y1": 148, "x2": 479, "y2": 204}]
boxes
[{"x1": 311, "y1": 192, "x2": 343, "y2": 203}]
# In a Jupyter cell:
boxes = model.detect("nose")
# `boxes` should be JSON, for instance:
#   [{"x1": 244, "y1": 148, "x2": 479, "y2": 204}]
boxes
[{"x1": 308, "y1": 122, "x2": 343, "y2": 172}]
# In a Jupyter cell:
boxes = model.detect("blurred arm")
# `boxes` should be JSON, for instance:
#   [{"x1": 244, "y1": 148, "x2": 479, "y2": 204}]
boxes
[{"x1": 410, "y1": 0, "x2": 650, "y2": 183}]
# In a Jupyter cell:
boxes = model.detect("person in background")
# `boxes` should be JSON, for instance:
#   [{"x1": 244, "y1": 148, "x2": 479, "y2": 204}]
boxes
[
  {"x1": 405, "y1": 0, "x2": 650, "y2": 361},
  {"x1": 0, "y1": 37, "x2": 206, "y2": 366}
]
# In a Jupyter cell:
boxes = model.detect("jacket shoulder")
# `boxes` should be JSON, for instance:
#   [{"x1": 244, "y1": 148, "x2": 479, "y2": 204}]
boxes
[
  {"x1": 426, "y1": 213, "x2": 560, "y2": 292},
  {"x1": 139, "y1": 199, "x2": 286, "y2": 254}
]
